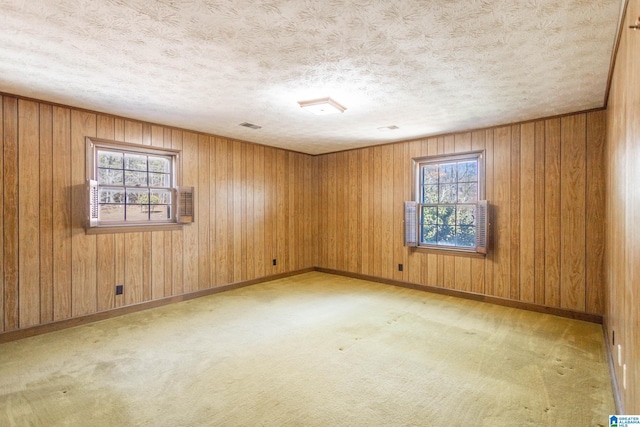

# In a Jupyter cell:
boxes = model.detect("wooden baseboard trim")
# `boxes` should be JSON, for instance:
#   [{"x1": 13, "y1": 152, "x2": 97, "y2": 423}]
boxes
[
  {"x1": 602, "y1": 321, "x2": 624, "y2": 414},
  {"x1": 0, "y1": 268, "x2": 314, "y2": 344},
  {"x1": 315, "y1": 268, "x2": 604, "y2": 324}
]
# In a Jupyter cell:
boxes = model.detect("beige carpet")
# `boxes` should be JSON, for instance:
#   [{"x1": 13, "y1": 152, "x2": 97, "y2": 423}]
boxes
[{"x1": 0, "y1": 272, "x2": 614, "y2": 426}]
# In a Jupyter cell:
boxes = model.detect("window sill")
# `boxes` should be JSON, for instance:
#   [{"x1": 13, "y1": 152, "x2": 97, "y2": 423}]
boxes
[
  {"x1": 411, "y1": 246, "x2": 486, "y2": 259},
  {"x1": 86, "y1": 223, "x2": 185, "y2": 235}
]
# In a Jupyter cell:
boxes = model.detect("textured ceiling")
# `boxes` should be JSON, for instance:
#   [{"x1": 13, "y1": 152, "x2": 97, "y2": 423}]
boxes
[{"x1": 0, "y1": 0, "x2": 623, "y2": 154}]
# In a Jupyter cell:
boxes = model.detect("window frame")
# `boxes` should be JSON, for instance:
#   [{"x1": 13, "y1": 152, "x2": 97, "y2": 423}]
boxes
[
  {"x1": 411, "y1": 150, "x2": 486, "y2": 255},
  {"x1": 85, "y1": 136, "x2": 186, "y2": 234}
]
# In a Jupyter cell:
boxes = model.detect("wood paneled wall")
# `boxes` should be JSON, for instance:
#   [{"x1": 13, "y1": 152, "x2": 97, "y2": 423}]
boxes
[
  {"x1": 316, "y1": 111, "x2": 606, "y2": 315},
  {"x1": 605, "y1": 0, "x2": 639, "y2": 413},
  {"x1": 0, "y1": 95, "x2": 318, "y2": 333}
]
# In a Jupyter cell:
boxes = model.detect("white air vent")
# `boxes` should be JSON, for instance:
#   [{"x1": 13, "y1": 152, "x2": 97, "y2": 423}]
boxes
[{"x1": 239, "y1": 122, "x2": 262, "y2": 130}]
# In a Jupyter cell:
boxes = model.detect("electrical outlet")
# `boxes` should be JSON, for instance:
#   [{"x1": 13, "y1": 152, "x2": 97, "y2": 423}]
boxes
[
  {"x1": 617, "y1": 344, "x2": 622, "y2": 366},
  {"x1": 398, "y1": 264, "x2": 403, "y2": 272},
  {"x1": 115, "y1": 284, "x2": 123, "y2": 295},
  {"x1": 272, "y1": 259, "x2": 277, "y2": 266}
]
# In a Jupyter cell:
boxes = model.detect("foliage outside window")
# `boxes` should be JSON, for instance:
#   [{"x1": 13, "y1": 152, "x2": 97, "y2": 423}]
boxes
[
  {"x1": 86, "y1": 137, "x2": 193, "y2": 233},
  {"x1": 406, "y1": 151, "x2": 487, "y2": 254}
]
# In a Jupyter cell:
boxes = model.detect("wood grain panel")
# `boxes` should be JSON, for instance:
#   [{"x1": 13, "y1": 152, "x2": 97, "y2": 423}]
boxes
[
  {"x1": 393, "y1": 143, "x2": 405, "y2": 281},
  {"x1": 3, "y1": 97, "x2": 18, "y2": 331},
  {"x1": 372, "y1": 147, "x2": 382, "y2": 278},
  {"x1": 18, "y1": 99, "x2": 41, "y2": 327},
  {"x1": 492, "y1": 126, "x2": 511, "y2": 299},
  {"x1": 0, "y1": 96, "x2": 4, "y2": 332},
  {"x1": 605, "y1": 0, "x2": 640, "y2": 411},
  {"x1": 123, "y1": 122, "x2": 144, "y2": 305},
  {"x1": 96, "y1": 115, "x2": 116, "y2": 311},
  {"x1": 170, "y1": 130, "x2": 184, "y2": 296},
  {"x1": 253, "y1": 145, "x2": 265, "y2": 278},
  {"x1": 510, "y1": 125, "x2": 521, "y2": 300},
  {"x1": 533, "y1": 121, "x2": 546, "y2": 305},
  {"x1": 198, "y1": 135, "x2": 211, "y2": 290},
  {"x1": 381, "y1": 145, "x2": 394, "y2": 279},
  {"x1": 182, "y1": 132, "x2": 199, "y2": 291},
  {"x1": 70, "y1": 110, "x2": 97, "y2": 317},
  {"x1": 39, "y1": 104, "x2": 53, "y2": 323},
  {"x1": 560, "y1": 114, "x2": 586, "y2": 312},
  {"x1": 215, "y1": 137, "x2": 230, "y2": 285},
  {"x1": 52, "y1": 106, "x2": 72, "y2": 320},
  {"x1": 544, "y1": 118, "x2": 561, "y2": 308},
  {"x1": 519, "y1": 123, "x2": 535, "y2": 303},
  {"x1": 586, "y1": 111, "x2": 605, "y2": 315}
]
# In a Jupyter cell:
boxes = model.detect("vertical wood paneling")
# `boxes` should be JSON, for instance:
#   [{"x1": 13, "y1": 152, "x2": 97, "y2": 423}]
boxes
[
  {"x1": 275, "y1": 147, "x2": 287, "y2": 274},
  {"x1": 519, "y1": 123, "x2": 535, "y2": 303},
  {"x1": 215, "y1": 138, "x2": 230, "y2": 285},
  {"x1": 533, "y1": 121, "x2": 546, "y2": 305},
  {"x1": 381, "y1": 145, "x2": 394, "y2": 279},
  {"x1": 393, "y1": 143, "x2": 404, "y2": 281},
  {"x1": 544, "y1": 118, "x2": 561, "y2": 308},
  {"x1": 0, "y1": 95, "x2": 4, "y2": 332},
  {"x1": 254, "y1": 145, "x2": 265, "y2": 278},
  {"x1": 493, "y1": 126, "x2": 511, "y2": 299},
  {"x1": 407, "y1": 140, "x2": 422, "y2": 284},
  {"x1": 39, "y1": 104, "x2": 53, "y2": 323},
  {"x1": 96, "y1": 115, "x2": 116, "y2": 311},
  {"x1": 3, "y1": 97, "x2": 18, "y2": 330},
  {"x1": 182, "y1": 132, "x2": 199, "y2": 291},
  {"x1": 560, "y1": 114, "x2": 586, "y2": 311},
  {"x1": 198, "y1": 135, "x2": 210, "y2": 290},
  {"x1": 123, "y1": 121, "x2": 144, "y2": 305},
  {"x1": 52, "y1": 106, "x2": 72, "y2": 320},
  {"x1": 605, "y1": 0, "x2": 640, "y2": 411},
  {"x1": 246, "y1": 144, "x2": 256, "y2": 277},
  {"x1": 510, "y1": 125, "x2": 521, "y2": 300},
  {"x1": 18, "y1": 99, "x2": 40, "y2": 327},
  {"x1": 170, "y1": 130, "x2": 184, "y2": 296},
  {"x1": 70, "y1": 110, "x2": 97, "y2": 317},
  {"x1": 208, "y1": 138, "x2": 217, "y2": 285},
  {"x1": 586, "y1": 111, "x2": 605, "y2": 315}
]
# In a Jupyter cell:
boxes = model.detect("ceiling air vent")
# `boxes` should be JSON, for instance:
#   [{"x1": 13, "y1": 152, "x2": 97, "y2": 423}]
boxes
[{"x1": 239, "y1": 122, "x2": 262, "y2": 130}]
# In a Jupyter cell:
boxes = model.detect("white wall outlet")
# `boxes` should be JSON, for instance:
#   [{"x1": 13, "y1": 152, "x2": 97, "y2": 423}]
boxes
[{"x1": 618, "y1": 344, "x2": 622, "y2": 366}]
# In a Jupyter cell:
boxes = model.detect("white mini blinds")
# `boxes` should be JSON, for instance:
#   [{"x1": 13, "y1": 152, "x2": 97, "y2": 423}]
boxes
[
  {"x1": 86, "y1": 137, "x2": 194, "y2": 233},
  {"x1": 405, "y1": 151, "x2": 489, "y2": 254}
]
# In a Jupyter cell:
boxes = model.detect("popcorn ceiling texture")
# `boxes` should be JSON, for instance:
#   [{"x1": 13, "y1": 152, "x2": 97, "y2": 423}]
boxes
[{"x1": 0, "y1": 0, "x2": 621, "y2": 154}]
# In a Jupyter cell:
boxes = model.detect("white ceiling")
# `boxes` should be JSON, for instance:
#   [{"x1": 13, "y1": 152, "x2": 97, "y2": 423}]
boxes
[{"x1": 0, "y1": 0, "x2": 623, "y2": 155}]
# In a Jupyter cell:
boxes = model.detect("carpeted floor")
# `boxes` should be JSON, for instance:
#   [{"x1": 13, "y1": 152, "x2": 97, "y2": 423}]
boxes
[{"x1": 0, "y1": 272, "x2": 614, "y2": 426}]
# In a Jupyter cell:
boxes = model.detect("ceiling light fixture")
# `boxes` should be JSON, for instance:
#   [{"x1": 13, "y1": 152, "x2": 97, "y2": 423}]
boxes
[{"x1": 298, "y1": 97, "x2": 346, "y2": 115}]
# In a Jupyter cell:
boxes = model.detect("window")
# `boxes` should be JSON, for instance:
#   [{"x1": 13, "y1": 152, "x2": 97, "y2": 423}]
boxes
[
  {"x1": 86, "y1": 137, "x2": 193, "y2": 233},
  {"x1": 404, "y1": 151, "x2": 488, "y2": 254}
]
